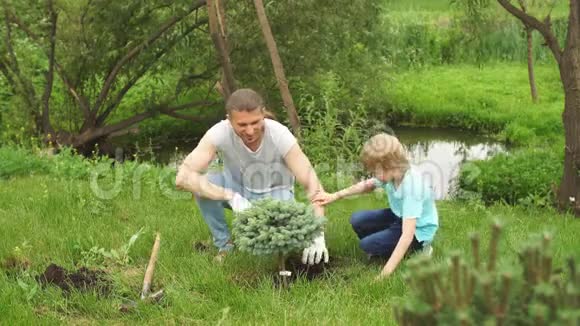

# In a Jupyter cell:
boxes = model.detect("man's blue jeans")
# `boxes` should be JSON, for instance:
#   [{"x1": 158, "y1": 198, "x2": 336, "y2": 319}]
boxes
[
  {"x1": 194, "y1": 172, "x2": 294, "y2": 251},
  {"x1": 350, "y1": 208, "x2": 423, "y2": 257}
]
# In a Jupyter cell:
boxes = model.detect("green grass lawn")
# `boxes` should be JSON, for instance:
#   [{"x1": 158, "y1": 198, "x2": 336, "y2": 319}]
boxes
[
  {"x1": 386, "y1": 63, "x2": 565, "y2": 144},
  {"x1": 1, "y1": 174, "x2": 579, "y2": 324}
]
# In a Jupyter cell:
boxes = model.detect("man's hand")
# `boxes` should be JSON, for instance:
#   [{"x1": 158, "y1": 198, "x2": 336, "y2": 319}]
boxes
[
  {"x1": 227, "y1": 193, "x2": 252, "y2": 213},
  {"x1": 311, "y1": 191, "x2": 339, "y2": 206},
  {"x1": 302, "y1": 232, "x2": 329, "y2": 265}
]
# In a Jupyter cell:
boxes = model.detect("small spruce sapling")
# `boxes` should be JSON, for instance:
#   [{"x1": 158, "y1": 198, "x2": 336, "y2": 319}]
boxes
[{"x1": 232, "y1": 198, "x2": 326, "y2": 287}]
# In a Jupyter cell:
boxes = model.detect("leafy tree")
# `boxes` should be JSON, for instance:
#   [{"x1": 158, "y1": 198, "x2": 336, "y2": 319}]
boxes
[
  {"x1": 0, "y1": 0, "x2": 384, "y2": 152},
  {"x1": 459, "y1": 0, "x2": 580, "y2": 216},
  {"x1": 0, "y1": 0, "x2": 217, "y2": 153}
]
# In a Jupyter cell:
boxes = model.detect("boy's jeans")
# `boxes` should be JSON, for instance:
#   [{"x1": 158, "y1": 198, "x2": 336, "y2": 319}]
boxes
[
  {"x1": 350, "y1": 208, "x2": 423, "y2": 257},
  {"x1": 194, "y1": 172, "x2": 294, "y2": 251}
]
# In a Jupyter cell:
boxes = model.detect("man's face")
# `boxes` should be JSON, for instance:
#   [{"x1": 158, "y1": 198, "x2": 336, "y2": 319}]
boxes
[{"x1": 229, "y1": 109, "x2": 265, "y2": 147}]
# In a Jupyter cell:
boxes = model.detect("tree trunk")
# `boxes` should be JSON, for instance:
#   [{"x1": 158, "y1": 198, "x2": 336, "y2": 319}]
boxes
[
  {"x1": 497, "y1": 0, "x2": 580, "y2": 216},
  {"x1": 253, "y1": 0, "x2": 301, "y2": 137},
  {"x1": 555, "y1": 0, "x2": 580, "y2": 216},
  {"x1": 558, "y1": 81, "x2": 580, "y2": 216},
  {"x1": 207, "y1": 0, "x2": 235, "y2": 99},
  {"x1": 526, "y1": 27, "x2": 539, "y2": 103},
  {"x1": 41, "y1": 0, "x2": 57, "y2": 136}
]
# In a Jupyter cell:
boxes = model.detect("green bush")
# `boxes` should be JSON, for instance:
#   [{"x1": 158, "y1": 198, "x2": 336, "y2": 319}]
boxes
[
  {"x1": 395, "y1": 222, "x2": 580, "y2": 325},
  {"x1": 457, "y1": 147, "x2": 562, "y2": 205},
  {"x1": 0, "y1": 147, "x2": 49, "y2": 179},
  {"x1": 232, "y1": 198, "x2": 325, "y2": 257}
]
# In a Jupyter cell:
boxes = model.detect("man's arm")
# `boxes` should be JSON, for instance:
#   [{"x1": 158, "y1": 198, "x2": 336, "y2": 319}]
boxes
[
  {"x1": 379, "y1": 218, "x2": 417, "y2": 278},
  {"x1": 175, "y1": 134, "x2": 234, "y2": 201},
  {"x1": 283, "y1": 143, "x2": 325, "y2": 216}
]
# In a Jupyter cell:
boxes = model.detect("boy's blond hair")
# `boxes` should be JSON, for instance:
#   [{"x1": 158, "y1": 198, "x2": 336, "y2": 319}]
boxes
[{"x1": 361, "y1": 133, "x2": 409, "y2": 171}]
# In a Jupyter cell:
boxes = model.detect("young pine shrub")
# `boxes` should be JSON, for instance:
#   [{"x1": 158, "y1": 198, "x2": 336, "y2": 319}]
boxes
[
  {"x1": 395, "y1": 221, "x2": 580, "y2": 325},
  {"x1": 232, "y1": 198, "x2": 326, "y2": 287}
]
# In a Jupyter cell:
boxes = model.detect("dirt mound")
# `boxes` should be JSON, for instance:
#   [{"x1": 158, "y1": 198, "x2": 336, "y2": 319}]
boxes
[
  {"x1": 283, "y1": 255, "x2": 332, "y2": 281},
  {"x1": 192, "y1": 241, "x2": 211, "y2": 252},
  {"x1": 1, "y1": 255, "x2": 31, "y2": 273},
  {"x1": 272, "y1": 255, "x2": 342, "y2": 288},
  {"x1": 36, "y1": 263, "x2": 111, "y2": 295}
]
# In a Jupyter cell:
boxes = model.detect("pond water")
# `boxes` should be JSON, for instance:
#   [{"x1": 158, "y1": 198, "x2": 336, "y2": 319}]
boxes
[
  {"x1": 114, "y1": 126, "x2": 505, "y2": 199},
  {"x1": 395, "y1": 126, "x2": 504, "y2": 199}
]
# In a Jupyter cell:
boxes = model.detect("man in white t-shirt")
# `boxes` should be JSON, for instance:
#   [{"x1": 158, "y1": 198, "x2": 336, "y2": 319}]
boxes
[{"x1": 176, "y1": 88, "x2": 328, "y2": 265}]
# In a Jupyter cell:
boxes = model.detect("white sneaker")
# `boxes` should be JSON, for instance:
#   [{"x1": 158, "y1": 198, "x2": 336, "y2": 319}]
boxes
[{"x1": 423, "y1": 245, "x2": 433, "y2": 257}]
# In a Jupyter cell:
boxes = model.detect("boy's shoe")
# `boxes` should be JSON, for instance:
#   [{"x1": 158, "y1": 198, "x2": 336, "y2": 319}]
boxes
[{"x1": 423, "y1": 245, "x2": 433, "y2": 257}]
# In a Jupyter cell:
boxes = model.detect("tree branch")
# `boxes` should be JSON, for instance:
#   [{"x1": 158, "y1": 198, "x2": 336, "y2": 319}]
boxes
[
  {"x1": 207, "y1": 0, "x2": 235, "y2": 99},
  {"x1": 565, "y1": 0, "x2": 580, "y2": 50},
  {"x1": 98, "y1": 100, "x2": 216, "y2": 137},
  {"x1": 91, "y1": 0, "x2": 206, "y2": 114},
  {"x1": 8, "y1": 12, "x2": 91, "y2": 118},
  {"x1": 159, "y1": 110, "x2": 201, "y2": 122},
  {"x1": 2, "y1": 0, "x2": 37, "y2": 112},
  {"x1": 0, "y1": 59, "x2": 17, "y2": 94},
  {"x1": 253, "y1": 0, "x2": 301, "y2": 136},
  {"x1": 95, "y1": 18, "x2": 209, "y2": 126},
  {"x1": 497, "y1": 0, "x2": 562, "y2": 63},
  {"x1": 2, "y1": 7, "x2": 41, "y2": 119},
  {"x1": 2, "y1": 1, "x2": 19, "y2": 75}
]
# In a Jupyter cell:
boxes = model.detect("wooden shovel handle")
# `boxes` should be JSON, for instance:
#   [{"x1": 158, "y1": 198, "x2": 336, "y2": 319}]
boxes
[{"x1": 141, "y1": 232, "x2": 161, "y2": 299}]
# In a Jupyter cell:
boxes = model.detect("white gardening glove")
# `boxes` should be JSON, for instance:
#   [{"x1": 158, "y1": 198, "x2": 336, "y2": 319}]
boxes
[
  {"x1": 302, "y1": 232, "x2": 329, "y2": 265},
  {"x1": 228, "y1": 192, "x2": 252, "y2": 213}
]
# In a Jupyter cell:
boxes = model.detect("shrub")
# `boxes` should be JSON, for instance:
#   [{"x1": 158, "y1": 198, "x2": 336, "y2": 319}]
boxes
[
  {"x1": 232, "y1": 198, "x2": 325, "y2": 257},
  {"x1": 457, "y1": 147, "x2": 562, "y2": 205},
  {"x1": 395, "y1": 221, "x2": 580, "y2": 325},
  {"x1": 0, "y1": 147, "x2": 49, "y2": 179}
]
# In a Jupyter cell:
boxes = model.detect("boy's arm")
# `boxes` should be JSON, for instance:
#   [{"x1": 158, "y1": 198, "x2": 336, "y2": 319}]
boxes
[
  {"x1": 334, "y1": 179, "x2": 376, "y2": 199},
  {"x1": 378, "y1": 218, "x2": 417, "y2": 278},
  {"x1": 311, "y1": 179, "x2": 376, "y2": 206}
]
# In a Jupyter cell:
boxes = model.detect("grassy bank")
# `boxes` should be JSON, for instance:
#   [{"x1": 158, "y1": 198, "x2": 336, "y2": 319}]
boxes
[
  {"x1": 385, "y1": 63, "x2": 564, "y2": 145},
  {"x1": 1, "y1": 167, "x2": 579, "y2": 324}
]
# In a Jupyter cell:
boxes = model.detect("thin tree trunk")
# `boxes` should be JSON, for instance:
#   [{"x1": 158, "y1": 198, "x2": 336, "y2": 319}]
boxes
[
  {"x1": 41, "y1": 0, "x2": 57, "y2": 135},
  {"x1": 526, "y1": 27, "x2": 539, "y2": 103},
  {"x1": 278, "y1": 254, "x2": 288, "y2": 289},
  {"x1": 253, "y1": 0, "x2": 301, "y2": 137},
  {"x1": 207, "y1": 0, "x2": 235, "y2": 99}
]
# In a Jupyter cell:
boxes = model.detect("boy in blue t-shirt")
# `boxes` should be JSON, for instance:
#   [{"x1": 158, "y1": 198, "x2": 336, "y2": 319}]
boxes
[{"x1": 313, "y1": 133, "x2": 439, "y2": 279}]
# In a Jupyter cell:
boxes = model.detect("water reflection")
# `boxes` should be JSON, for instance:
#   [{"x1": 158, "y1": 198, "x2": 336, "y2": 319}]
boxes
[
  {"x1": 114, "y1": 127, "x2": 505, "y2": 200},
  {"x1": 396, "y1": 127, "x2": 504, "y2": 199}
]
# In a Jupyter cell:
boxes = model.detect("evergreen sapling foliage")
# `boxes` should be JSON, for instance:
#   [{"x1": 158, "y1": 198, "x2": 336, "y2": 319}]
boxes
[{"x1": 232, "y1": 198, "x2": 326, "y2": 286}]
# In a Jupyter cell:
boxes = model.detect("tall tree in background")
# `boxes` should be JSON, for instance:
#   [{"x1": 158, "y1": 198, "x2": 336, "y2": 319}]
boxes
[
  {"x1": 253, "y1": 0, "x2": 300, "y2": 136},
  {"x1": 207, "y1": 0, "x2": 235, "y2": 100},
  {"x1": 517, "y1": 0, "x2": 539, "y2": 102},
  {"x1": 454, "y1": 0, "x2": 556, "y2": 102},
  {"x1": 0, "y1": 0, "x2": 214, "y2": 152},
  {"x1": 496, "y1": 0, "x2": 579, "y2": 216},
  {"x1": 0, "y1": 0, "x2": 383, "y2": 150}
]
